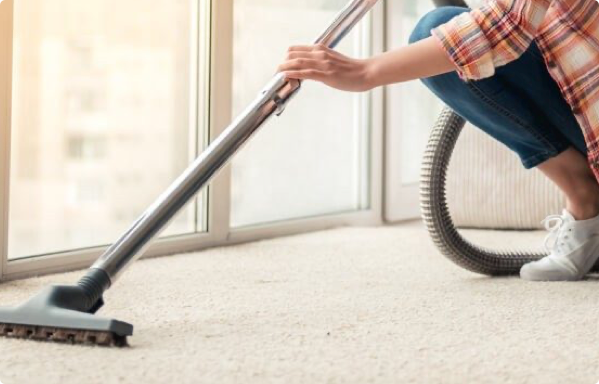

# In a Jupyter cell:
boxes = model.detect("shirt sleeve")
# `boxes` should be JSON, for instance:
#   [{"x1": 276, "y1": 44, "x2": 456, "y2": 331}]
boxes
[{"x1": 431, "y1": 0, "x2": 552, "y2": 80}]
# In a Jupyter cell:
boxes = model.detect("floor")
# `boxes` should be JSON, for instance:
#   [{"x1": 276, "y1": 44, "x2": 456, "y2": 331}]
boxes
[{"x1": 1, "y1": 220, "x2": 599, "y2": 384}]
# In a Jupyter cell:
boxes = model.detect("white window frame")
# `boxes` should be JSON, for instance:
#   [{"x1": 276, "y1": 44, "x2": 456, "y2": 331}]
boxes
[
  {"x1": 0, "y1": 0, "x2": 385, "y2": 281},
  {"x1": 384, "y1": 0, "x2": 439, "y2": 222}
]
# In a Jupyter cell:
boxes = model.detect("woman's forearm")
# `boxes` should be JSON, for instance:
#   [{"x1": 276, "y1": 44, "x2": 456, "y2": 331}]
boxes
[{"x1": 366, "y1": 36, "x2": 456, "y2": 88}]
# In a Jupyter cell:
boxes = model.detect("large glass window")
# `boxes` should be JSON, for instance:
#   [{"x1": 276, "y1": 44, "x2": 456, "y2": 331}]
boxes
[
  {"x1": 8, "y1": 0, "x2": 209, "y2": 258},
  {"x1": 230, "y1": 0, "x2": 371, "y2": 227}
]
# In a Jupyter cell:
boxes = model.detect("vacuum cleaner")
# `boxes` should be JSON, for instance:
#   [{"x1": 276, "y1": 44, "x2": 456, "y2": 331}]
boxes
[{"x1": 0, "y1": 0, "x2": 380, "y2": 347}]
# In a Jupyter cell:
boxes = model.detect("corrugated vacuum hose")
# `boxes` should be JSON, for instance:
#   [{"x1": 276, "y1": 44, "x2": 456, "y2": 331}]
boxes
[{"x1": 419, "y1": 108, "x2": 549, "y2": 275}]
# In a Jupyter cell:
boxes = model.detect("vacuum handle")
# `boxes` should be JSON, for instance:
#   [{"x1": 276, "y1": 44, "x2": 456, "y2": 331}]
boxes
[
  {"x1": 315, "y1": 0, "x2": 378, "y2": 48},
  {"x1": 88, "y1": 0, "x2": 380, "y2": 285}
]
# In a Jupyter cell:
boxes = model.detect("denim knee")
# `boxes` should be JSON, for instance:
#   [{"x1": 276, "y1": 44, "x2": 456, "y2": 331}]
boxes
[{"x1": 408, "y1": 6, "x2": 469, "y2": 44}]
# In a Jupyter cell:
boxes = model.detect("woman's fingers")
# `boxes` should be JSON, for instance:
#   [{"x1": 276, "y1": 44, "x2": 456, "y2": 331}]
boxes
[
  {"x1": 287, "y1": 45, "x2": 316, "y2": 52},
  {"x1": 278, "y1": 45, "x2": 336, "y2": 74},
  {"x1": 278, "y1": 43, "x2": 372, "y2": 92},
  {"x1": 281, "y1": 70, "x2": 328, "y2": 82},
  {"x1": 278, "y1": 44, "x2": 354, "y2": 87},
  {"x1": 285, "y1": 50, "x2": 330, "y2": 61},
  {"x1": 277, "y1": 58, "x2": 330, "y2": 73}
]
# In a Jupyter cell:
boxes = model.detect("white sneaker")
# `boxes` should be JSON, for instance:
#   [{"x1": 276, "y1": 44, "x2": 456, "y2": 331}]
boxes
[{"x1": 520, "y1": 209, "x2": 599, "y2": 281}]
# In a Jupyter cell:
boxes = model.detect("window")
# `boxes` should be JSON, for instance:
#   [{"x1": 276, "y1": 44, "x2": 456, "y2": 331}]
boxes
[
  {"x1": 8, "y1": 0, "x2": 207, "y2": 258},
  {"x1": 0, "y1": 0, "x2": 383, "y2": 280},
  {"x1": 230, "y1": 0, "x2": 371, "y2": 227},
  {"x1": 67, "y1": 136, "x2": 107, "y2": 160}
]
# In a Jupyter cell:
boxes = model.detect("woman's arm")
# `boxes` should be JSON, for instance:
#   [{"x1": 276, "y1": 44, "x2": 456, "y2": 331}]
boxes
[
  {"x1": 277, "y1": 36, "x2": 456, "y2": 92},
  {"x1": 279, "y1": 0, "x2": 554, "y2": 91}
]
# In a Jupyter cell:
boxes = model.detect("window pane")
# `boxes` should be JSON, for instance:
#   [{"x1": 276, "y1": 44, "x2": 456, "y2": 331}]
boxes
[
  {"x1": 9, "y1": 0, "x2": 207, "y2": 258},
  {"x1": 230, "y1": 0, "x2": 370, "y2": 227}
]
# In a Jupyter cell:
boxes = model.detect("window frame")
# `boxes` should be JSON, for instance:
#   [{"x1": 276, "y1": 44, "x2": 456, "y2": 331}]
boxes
[
  {"x1": 384, "y1": 0, "x2": 439, "y2": 222},
  {"x1": 0, "y1": 0, "x2": 385, "y2": 282}
]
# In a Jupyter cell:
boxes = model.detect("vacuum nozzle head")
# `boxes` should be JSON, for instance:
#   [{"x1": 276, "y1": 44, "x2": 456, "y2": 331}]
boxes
[{"x1": 0, "y1": 284, "x2": 133, "y2": 347}]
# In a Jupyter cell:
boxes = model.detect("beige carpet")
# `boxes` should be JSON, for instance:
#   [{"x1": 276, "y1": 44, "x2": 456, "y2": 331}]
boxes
[{"x1": 1, "y1": 220, "x2": 599, "y2": 384}]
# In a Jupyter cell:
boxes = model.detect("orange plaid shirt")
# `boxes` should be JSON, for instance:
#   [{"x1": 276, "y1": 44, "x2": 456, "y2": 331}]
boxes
[{"x1": 432, "y1": 0, "x2": 599, "y2": 180}]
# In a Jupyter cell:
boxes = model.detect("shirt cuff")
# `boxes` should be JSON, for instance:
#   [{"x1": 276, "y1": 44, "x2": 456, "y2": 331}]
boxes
[{"x1": 431, "y1": 11, "x2": 495, "y2": 81}]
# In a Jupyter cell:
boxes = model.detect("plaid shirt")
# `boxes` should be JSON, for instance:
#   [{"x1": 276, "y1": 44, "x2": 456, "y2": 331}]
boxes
[{"x1": 432, "y1": 0, "x2": 599, "y2": 179}]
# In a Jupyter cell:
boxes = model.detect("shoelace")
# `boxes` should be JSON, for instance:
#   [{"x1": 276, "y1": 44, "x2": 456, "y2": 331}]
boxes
[{"x1": 541, "y1": 214, "x2": 568, "y2": 253}]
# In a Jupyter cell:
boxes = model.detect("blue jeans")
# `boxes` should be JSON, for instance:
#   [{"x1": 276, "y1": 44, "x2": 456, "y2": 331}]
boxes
[{"x1": 409, "y1": 6, "x2": 587, "y2": 169}]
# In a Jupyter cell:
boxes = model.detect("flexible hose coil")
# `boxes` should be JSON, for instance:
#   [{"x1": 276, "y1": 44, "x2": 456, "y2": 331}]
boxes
[{"x1": 419, "y1": 108, "x2": 549, "y2": 275}]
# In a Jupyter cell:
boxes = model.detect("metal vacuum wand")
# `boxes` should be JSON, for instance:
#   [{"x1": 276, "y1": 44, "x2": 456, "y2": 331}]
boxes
[
  {"x1": 88, "y1": 0, "x2": 380, "y2": 287},
  {"x1": 0, "y1": 0, "x2": 379, "y2": 347}
]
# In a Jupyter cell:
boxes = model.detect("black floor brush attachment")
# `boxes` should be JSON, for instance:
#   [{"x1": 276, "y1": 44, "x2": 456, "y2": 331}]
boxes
[{"x1": 0, "y1": 269, "x2": 132, "y2": 347}]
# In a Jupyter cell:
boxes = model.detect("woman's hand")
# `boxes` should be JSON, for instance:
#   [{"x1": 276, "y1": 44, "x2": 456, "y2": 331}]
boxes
[
  {"x1": 278, "y1": 37, "x2": 456, "y2": 91},
  {"x1": 278, "y1": 37, "x2": 456, "y2": 92},
  {"x1": 277, "y1": 44, "x2": 375, "y2": 92}
]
